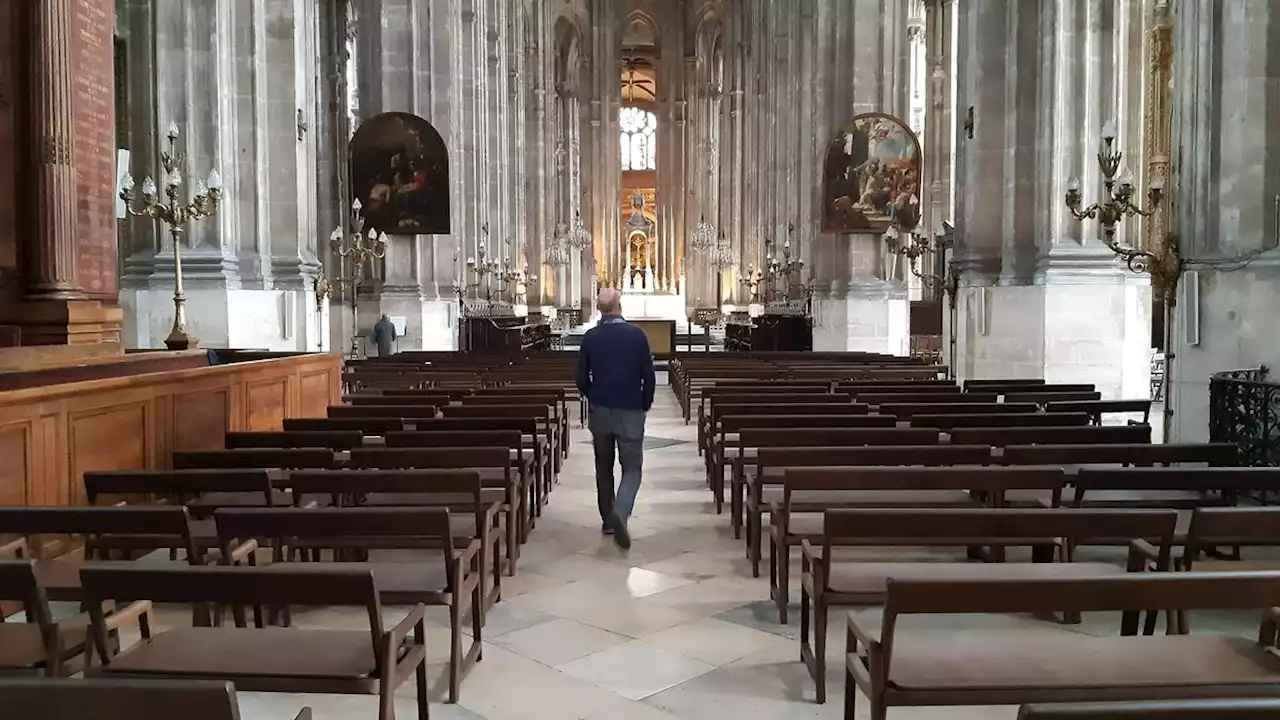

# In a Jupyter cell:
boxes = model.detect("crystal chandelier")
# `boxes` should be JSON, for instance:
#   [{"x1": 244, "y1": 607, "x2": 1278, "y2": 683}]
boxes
[
  {"x1": 690, "y1": 214, "x2": 717, "y2": 255},
  {"x1": 709, "y1": 232, "x2": 734, "y2": 271},
  {"x1": 543, "y1": 222, "x2": 571, "y2": 268},
  {"x1": 566, "y1": 211, "x2": 592, "y2": 251}
]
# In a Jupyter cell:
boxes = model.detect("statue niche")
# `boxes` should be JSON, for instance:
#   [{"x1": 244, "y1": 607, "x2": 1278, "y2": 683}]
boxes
[{"x1": 350, "y1": 112, "x2": 450, "y2": 235}]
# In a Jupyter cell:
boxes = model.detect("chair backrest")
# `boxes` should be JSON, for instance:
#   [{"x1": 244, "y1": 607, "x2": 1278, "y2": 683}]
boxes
[
  {"x1": 1003, "y1": 443, "x2": 1238, "y2": 467},
  {"x1": 462, "y1": 395, "x2": 558, "y2": 407},
  {"x1": 289, "y1": 469, "x2": 482, "y2": 499},
  {"x1": 785, "y1": 466, "x2": 1064, "y2": 494},
  {"x1": 950, "y1": 424, "x2": 1152, "y2": 448},
  {"x1": 757, "y1": 445, "x2": 993, "y2": 469},
  {"x1": 1045, "y1": 399, "x2": 1153, "y2": 416},
  {"x1": 0, "y1": 506, "x2": 197, "y2": 561},
  {"x1": 349, "y1": 447, "x2": 511, "y2": 470},
  {"x1": 719, "y1": 414, "x2": 897, "y2": 432},
  {"x1": 1072, "y1": 467, "x2": 1280, "y2": 499},
  {"x1": 709, "y1": 393, "x2": 851, "y2": 409},
  {"x1": 344, "y1": 395, "x2": 451, "y2": 407},
  {"x1": 883, "y1": 571, "x2": 1280, "y2": 617},
  {"x1": 859, "y1": 392, "x2": 998, "y2": 405},
  {"x1": 172, "y1": 449, "x2": 335, "y2": 470},
  {"x1": 823, "y1": 508, "x2": 1177, "y2": 552},
  {"x1": 880, "y1": 402, "x2": 1039, "y2": 418},
  {"x1": 1017, "y1": 699, "x2": 1280, "y2": 719},
  {"x1": 711, "y1": 403, "x2": 870, "y2": 420},
  {"x1": 964, "y1": 378, "x2": 1046, "y2": 389},
  {"x1": 911, "y1": 413, "x2": 1091, "y2": 429},
  {"x1": 1184, "y1": 507, "x2": 1280, "y2": 564},
  {"x1": 835, "y1": 382, "x2": 959, "y2": 393},
  {"x1": 738, "y1": 427, "x2": 939, "y2": 448},
  {"x1": 0, "y1": 678, "x2": 252, "y2": 720},
  {"x1": 0, "y1": 560, "x2": 53, "y2": 627},
  {"x1": 328, "y1": 404, "x2": 440, "y2": 419},
  {"x1": 1004, "y1": 391, "x2": 1104, "y2": 404},
  {"x1": 411, "y1": 417, "x2": 540, "y2": 434},
  {"x1": 441, "y1": 404, "x2": 552, "y2": 419},
  {"x1": 385, "y1": 430, "x2": 522, "y2": 449},
  {"x1": 224, "y1": 431, "x2": 364, "y2": 450},
  {"x1": 83, "y1": 470, "x2": 275, "y2": 506},
  {"x1": 283, "y1": 417, "x2": 406, "y2": 433}
]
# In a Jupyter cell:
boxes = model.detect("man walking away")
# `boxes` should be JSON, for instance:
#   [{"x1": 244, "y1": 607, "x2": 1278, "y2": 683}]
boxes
[
  {"x1": 372, "y1": 314, "x2": 398, "y2": 357},
  {"x1": 577, "y1": 288, "x2": 655, "y2": 550}
]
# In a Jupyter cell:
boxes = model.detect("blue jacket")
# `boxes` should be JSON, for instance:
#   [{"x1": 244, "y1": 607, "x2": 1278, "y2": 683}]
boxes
[{"x1": 576, "y1": 316, "x2": 655, "y2": 411}]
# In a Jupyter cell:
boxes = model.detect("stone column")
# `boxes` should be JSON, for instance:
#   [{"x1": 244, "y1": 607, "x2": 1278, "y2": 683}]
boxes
[
  {"x1": 25, "y1": 0, "x2": 80, "y2": 298},
  {"x1": 1167, "y1": 0, "x2": 1280, "y2": 441}
]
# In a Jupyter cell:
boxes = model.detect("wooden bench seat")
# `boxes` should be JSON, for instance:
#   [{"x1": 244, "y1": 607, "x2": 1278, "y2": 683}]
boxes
[
  {"x1": 844, "y1": 573, "x2": 1280, "y2": 720},
  {"x1": 807, "y1": 508, "x2": 1177, "y2": 704},
  {"x1": 81, "y1": 565, "x2": 428, "y2": 720}
]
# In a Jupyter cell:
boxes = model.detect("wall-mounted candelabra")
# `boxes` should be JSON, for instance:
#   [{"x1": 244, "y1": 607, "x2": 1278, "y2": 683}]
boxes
[
  {"x1": 119, "y1": 123, "x2": 223, "y2": 350},
  {"x1": 884, "y1": 224, "x2": 958, "y2": 376},
  {"x1": 330, "y1": 200, "x2": 387, "y2": 358}
]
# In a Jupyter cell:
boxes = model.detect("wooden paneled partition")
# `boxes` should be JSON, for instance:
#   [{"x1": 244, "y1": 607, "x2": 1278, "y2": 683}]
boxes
[{"x1": 0, "y1": 353, "x2": 340, "y2": 509}]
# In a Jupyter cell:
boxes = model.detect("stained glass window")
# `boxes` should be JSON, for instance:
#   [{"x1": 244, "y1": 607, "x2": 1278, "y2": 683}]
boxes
[{"x1": 620, "y1": 107, "x2": 657, "y2": 171}]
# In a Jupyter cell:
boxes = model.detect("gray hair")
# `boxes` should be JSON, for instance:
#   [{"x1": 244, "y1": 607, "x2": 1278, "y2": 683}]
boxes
[{"x1": 596, "y1": 288, "x2": 622, "y2": 315}]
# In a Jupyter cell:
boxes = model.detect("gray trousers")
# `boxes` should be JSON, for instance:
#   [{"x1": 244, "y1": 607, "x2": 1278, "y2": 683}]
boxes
[{"x1": 588, "y1": 404, "x2": 646, "y2": 524}]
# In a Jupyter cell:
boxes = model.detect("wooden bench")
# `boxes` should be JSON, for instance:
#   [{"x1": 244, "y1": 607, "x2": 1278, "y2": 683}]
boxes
[
  {"x1": 344, "y1": 394, "x2": 453, "y2": 407},
  {"x1": 81, "y1": 565, "x2": 430, "y2": 720},
  {"x1": 879, "y1": 402, "x2": 1040, "y2": 419},
  {"x1": 386, "y1": 429, "x2": 548, "y2": 517},
  {"x1": 910, "y1": 412, "x2": 1091, "y2": 429},
  {"x1": 1069, "y1": 467, "x2": 1280, "y2": 511},
  {"x1": 806, "y1": 507, "x2": 1178, "y2": 703},
  {"x1": 964, "y1": 378, "x2": 1047, "y2": 390},
  {"x1": 1005, "y1": 390, "x2": 1105, "y2": 404},
  {"x1": 0, "y1": 677, "x2": 312, "y2": 720},
  {"x1": 742, "y1": 445, "x2": 994, "y2": 570},
  {"x1": 215, "y1": 507, "x2": 482, "y2": 703},
  {"x1": 1047, "y1": 399, "x2": 1154, "y2": 425},
  {"x1": 844, "y1": 573, "x2": 1280, "y2": 720},
  {"x1": 172, "y1": 449, "x2": 337, "y2": 471},
  {"x1": 224, "y1": 430, "x2": 365, "y2": 450},
  {"x1": 770, "y1": 466, "x2": 1067, "y2": 623},
  {"x1": 707, "y1": 414, "x2": 898, "y2": 511},
  {"x1": 0, "y1": 560, "x2": 151, "y2": 677},
  {"x1": 1003, "y1": 443, "x2": 1239, "y2": 468},
  {"x1": 288, "y1": 468, "x2": 505, "y2": 611},
  {"x1": 329, "y1": 404, "x2": 441, "y2": 420},
  {"x1": 700, "y1": 392, "x2": 854, "y2": 455},
  {"x1": 462, "y1": 394, "x2": 569, "y2": 469},
  {"x1": 349, "y1": 447, "x2": 525, "y2": 572},
  {"x1": 284, "y1": 417, "x2": 407, "y2": 434},
  {"x1": 1018, "y1": 699, "x2": 1280, "y2": 719},
  {"x1": 440, "y1": 404, "x2": 560, "y2": 472},
  {"x1": 858, "y1": 392, "x2": 998, "y2": 406},
  {"x1": 950, "y1": 424, "x2": 1153, "y2": 448},
  {"x1": 409, "y1": 417, "x2": 552, "y2": 497}
]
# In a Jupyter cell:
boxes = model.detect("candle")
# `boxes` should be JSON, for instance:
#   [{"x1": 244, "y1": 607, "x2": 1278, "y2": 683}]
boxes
[{"x1": 1101, "y1": 120, "x2": 1117, "y2": 141}]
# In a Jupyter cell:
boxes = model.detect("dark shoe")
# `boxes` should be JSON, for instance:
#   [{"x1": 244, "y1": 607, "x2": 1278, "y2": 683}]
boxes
[
  {"x1": 602, "y1": 523, "x2": 614, "y2": 536},
  {"x1": 610, "y1": 515, "x2": 631, "y2": 551}
]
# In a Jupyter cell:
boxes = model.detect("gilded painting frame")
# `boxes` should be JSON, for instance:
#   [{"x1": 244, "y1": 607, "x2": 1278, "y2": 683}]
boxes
[{"x1": 820, "y1": 112, "x2": 923, "y2": 234}]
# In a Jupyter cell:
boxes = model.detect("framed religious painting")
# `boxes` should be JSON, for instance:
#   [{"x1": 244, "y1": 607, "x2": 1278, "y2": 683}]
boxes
[
  {"x1": 820, "y1": 112, "x2": 922, "y2": 234},
  {"x1": 349, "y1": 112, "x2": 451, "y2": 235}
]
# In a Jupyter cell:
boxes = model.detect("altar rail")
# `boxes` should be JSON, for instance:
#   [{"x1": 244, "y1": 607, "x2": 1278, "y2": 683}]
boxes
[{"x1": 0, "y1": 352, "x2": 341, "y2": 509}]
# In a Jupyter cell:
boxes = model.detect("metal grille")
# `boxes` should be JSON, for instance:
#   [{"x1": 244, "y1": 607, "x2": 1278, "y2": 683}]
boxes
[{"x1": 1209, "y1": 365, "x2": 1277, "y2": 502}]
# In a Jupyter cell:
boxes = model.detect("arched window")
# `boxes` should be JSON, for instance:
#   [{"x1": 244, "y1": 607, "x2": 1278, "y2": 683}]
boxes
[{"x1": 620, "y1": 107, "x2": 657, "y2": 171}]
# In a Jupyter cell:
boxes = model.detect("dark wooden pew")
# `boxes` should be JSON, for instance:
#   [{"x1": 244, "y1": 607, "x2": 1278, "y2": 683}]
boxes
[
  {"x1": 1018, "y1": 699, "x2": 1280, "y2": 720},
  {"x1": 950, "y1": 424, "x2": 1153, "y2": 448},
  {"x1": 880, "y1": 402, "x2": 1040, "y2": 419},
  {"x1": 224, "y1": 431, "x2": 364, "y2": 450},
  {"x1": 0, "y1": 678, "x2": 313, "y2": 720},
  {"x1": 910, "y1": 412, "x2": 1091, "y2": 429}
]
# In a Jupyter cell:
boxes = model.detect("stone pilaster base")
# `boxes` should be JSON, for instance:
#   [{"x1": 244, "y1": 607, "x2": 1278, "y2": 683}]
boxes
[
  {"x1": 811, "y1": 283, "x2": 910, "y2": 354},
  {"x1": 119, "y1": 288, "x2": 324, "y2": 351},
  {"x1": 955, "y1": 279, "x2": 1152, "y2": 399},
  {"x1": 0, "y1": 299, "x2": 124, "y2": 345}
]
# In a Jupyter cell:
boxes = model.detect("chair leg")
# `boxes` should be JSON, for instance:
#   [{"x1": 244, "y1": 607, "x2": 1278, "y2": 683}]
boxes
[
  {"x1": 449, "y1": 602, "x2": 462, "y2": 703},
  {"x1": 843, "y1": 662, "x2": 857, "y2": 719},
  {"x1": 776, "y1": 539, "x2": 790, "y2": 625},
  {"x1": 814, "y1": 600, "x2": 828, "y2": 704},
  {"x1": 749, "y1": 511, "x2": 762, "y2": 578},
  {"x1": 416, "y1": 621, "x2": 430, "y2": 720}
]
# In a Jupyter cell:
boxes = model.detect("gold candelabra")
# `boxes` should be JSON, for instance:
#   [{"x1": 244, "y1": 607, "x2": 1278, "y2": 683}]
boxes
[
  {"x1": 1065, "y1": 121, "x2": 1175, "y2": 301},
  {"x1": 120, "y1": 123, "x2": 223, "y2": 350},
  {"x1": 465, "y1": 224, "x2": 501, "y2": 302},
  {"x1": 497, "y1": 239, "x2": 537, "y2": 305},
  {"x1": 763, "y1": 224, "x2": 805, "y2": 303},
  {"x1": 330, "y1": 200, "x2": 387, "y2": 358}
]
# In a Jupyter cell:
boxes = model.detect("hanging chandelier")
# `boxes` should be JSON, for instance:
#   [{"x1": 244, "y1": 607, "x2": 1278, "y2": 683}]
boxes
[
  {"x1": 709, "y1": 232, "x2": 734, "y2": 271},
  {"x1": 566, "y1": 211, "x2": 592, "y2": 251},
  {"x1": 691, "y1": 214, "x2": 717, "y2": 255},
  {"x1": 543, "y1": 222, "x2": 571, "y2": 267}
]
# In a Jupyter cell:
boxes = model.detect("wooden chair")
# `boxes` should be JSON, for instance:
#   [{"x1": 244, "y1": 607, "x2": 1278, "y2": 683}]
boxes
[
  {"x1": 441, "y1": 404, "x2": 560, "y2": 474},
  {"x1": 1018, "y1": 699, "x2": 1280, "y2": 719},
  {"x1": 0, "y1": 678, "x2": 313, "y2": 720},
  {"x1": 215, "y1": 507, "x2": 482, "y2": 703},
  {"x1": 463, "y1": 393, "x2": 569, "y2": 460},
  {"x1": 805, "y1": 507, "x2": 1177, "y2": 703},
  {"x1": 0, "y1": 560, "x2": 150, "y2": 677},
  {"x1": 769, "y1": 466, "x2": 1067, "y2": 623},
  {"x1": 289, "y1": 469, "x2": 504, "y2": 612},
  {"x1": 385, "y1": 430, "x2": 547, "y2": 516},
  {"x1": 349, "y1": 447, "x2": 524, "y2": 572},
  {"x1": 845, "y1": 573, "x2": 1280, "y2": 720},
  {"x1": 410, "y1": 417, "x2": 551, "y2": 498},
  {"x1": 80, "y1": 565, "x2": 429, "y2": 720}
]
